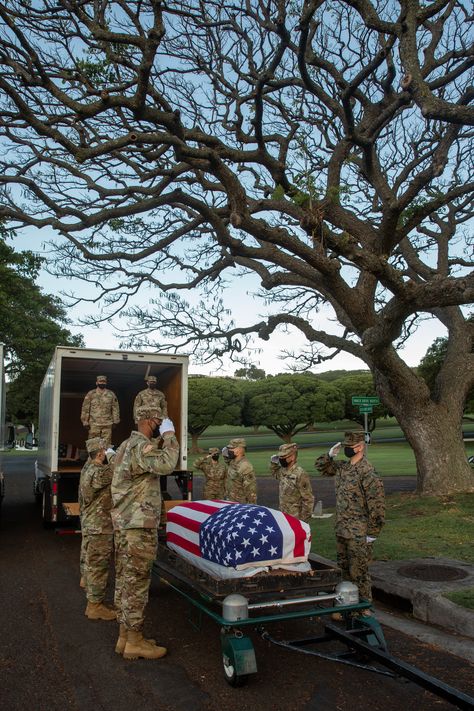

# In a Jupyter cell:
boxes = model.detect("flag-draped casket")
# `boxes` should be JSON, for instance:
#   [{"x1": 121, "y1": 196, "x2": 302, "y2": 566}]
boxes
[{"x1": 166, "y1": 500, "x2": 312, "y2": 579}]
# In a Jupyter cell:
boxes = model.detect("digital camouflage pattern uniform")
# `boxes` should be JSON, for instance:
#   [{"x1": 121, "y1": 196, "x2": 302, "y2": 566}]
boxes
[
  {"x1": 225, "y1": 438, "x2": 257, "y2": 504},
  {"x1": 81, "y1": 376, "x2": 120, "y2": 447},
  {"x1": 133, "y1": 376, "x2": 168, "y2": 423},
  {"x1": 193, "y1": 447, "x2": 227, "y2": 499},
  {"x1": 111, "y1": 416, "x2": 179, "y2": 632},
  {"x1": 315, "y1": 433, "x2": 385, "y2": 602},
  {"x1": 270, "y1": 443, "x2": 314, "y2": 523},
  {"x1": 79, "y1": 437, "x2": 114, "y2": 604}
]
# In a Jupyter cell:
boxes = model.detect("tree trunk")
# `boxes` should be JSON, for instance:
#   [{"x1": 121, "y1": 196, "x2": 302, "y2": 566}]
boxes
[
  {"x1": 190, "y1": 432, "x2": 201, "y2": 454},
  {"x1": 373, "y1": 349, "x2": 474, "y2": 495}
]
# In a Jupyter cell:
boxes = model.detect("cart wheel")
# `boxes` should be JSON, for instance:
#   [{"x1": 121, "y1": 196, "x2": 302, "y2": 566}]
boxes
[{"x1": 223, "y1": 653, "x2": 248, "y2": 687}]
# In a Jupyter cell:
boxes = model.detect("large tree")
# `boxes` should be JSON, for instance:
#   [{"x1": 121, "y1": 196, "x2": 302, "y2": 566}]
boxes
[
  {"x1": 0, "y1": 2, "x2": 472, "y2": 494},
  {"x1": 0, "y1": 237, "x2": 83, "y2": 424}
]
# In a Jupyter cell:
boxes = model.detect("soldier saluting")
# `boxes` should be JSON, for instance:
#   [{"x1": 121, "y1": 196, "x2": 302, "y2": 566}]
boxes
[
  {"x1": 81, "y1": 375, "x2": 120, "y2": 447},
  {"x1": 270, "y1": 442, "x2": 314, "y2": 523}
]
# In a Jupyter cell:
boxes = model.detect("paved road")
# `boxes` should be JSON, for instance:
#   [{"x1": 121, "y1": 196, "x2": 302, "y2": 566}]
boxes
[{"x1": 0, "y1": 454, "x2": 472, "y2": 711}]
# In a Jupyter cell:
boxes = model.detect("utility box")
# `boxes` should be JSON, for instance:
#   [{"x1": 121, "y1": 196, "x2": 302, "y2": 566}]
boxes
[{"x1": 34, "y1": 346, "x2": 189, "y2": 527}]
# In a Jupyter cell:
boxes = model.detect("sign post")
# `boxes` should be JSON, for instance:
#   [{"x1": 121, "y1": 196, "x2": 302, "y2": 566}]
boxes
[{"x1": 351, "y1": 396, "x2": 380, "y2": 445}]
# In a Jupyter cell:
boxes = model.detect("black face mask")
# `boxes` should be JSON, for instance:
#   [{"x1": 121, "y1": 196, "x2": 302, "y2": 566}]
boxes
[
  {"x1": 227, "y1": 450, "x2": 236, "y2": 460},
  {"x1": 148, "y1": 383, "x2": 157, "y2": 389},
  {"x1": 97, "y1": 383, "x2": 106, "y2": 389},
  {"x1": 344, "y1": 446, "x2": 356, "y2": 458},
  {"x1": 211, "y1": 454, "x2": 220, "y2": 461},
  {"x1": 279, "y1": 457, "x2": 290, "y2": 468}
]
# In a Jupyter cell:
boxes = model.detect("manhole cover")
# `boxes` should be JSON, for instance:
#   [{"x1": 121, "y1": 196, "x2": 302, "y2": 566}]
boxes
[{"x1": 397, "y1": 563, "x2": 469, "y2": 582}]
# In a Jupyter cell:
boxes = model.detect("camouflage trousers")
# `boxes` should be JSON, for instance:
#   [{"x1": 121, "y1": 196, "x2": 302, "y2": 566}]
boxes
[
  {"x1": 84, "y1": 532, "x2": 114, "y2": 603},
  {"x1": 203, "y1": 483, "x2": 226, "y2": 500},
  {"x1": 114, "y1": 528, "x2": 158, "y2": 632},
  {"x1": 336, "y1": 536, "x2": 374, "y2": 602},
  {"x1": 80, "y1": 530, "x2": 88, "y2": 580},
  {"x1": 87, "y1": 424, "x2": 113, "y2": 447}
]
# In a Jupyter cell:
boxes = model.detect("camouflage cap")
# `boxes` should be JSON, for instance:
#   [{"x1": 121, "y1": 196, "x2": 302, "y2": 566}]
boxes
[
  {"x1": 135, "y1": 405, "x2": 163, "y2": 421},
  {"x1": 277, "y1": 442, "x2": 298, "y2": 458},
  {"x1": 146, "y1": 375, "x2": 157, "y2": 383},
  {"x1": 86, "y1": 437, "x2": 106, "y2": 453},
  {"x1": 227, "y1": 437, "x2": 246, "y2": 449},
  {"x1": 344, "y1": 431, "x2": 365, "y2": 446},
  {"x1": 208, "y1": 447, "x2": 220, "y2": 455},
  {"x1": 96, "y1": 375, "x2": 107, "y2": 383}
]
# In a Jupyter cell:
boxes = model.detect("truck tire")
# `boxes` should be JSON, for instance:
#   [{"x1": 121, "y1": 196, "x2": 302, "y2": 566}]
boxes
[{"x1": 42, "y1": 480, "x2": 54, "y2": 529}]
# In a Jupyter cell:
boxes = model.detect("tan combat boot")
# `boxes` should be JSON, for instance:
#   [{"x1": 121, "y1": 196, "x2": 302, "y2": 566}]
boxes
[
  {"x1": 79, "y1": 577, "x2": 85, "y2": 589},
  {"x1": 123, "y1": 630, "x2": 167, "y2": 660},
  {"x1": 85, "y1": 601, "x2": 117, "y2": 621},
  {"x1": 115, "y1": 625, "x2": 157, "y2": 655}
]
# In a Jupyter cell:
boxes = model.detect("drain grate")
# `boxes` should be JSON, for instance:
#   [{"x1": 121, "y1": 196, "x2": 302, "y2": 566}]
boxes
[{"x1": 397, "y1": 563, "x2": 469, "y2": 582}]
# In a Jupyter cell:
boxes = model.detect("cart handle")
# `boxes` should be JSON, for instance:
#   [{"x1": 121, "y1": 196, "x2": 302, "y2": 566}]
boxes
[{"x1": 248, "y1": 593, "x2": 340, "y2": 611}]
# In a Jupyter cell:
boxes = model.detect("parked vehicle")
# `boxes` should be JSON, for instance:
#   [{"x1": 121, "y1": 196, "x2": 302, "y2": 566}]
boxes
[{"x1": 34, "y1": 346, "x2": 189, "y2": 527}]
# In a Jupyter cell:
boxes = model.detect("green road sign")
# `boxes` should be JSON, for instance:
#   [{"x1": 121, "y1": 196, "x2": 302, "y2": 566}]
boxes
[
  {"x1": 351, "y1": 396, "x2": 380, "y2": 405},
  {"x1": 358, "y1": 405, "x2": 373, "y2": 413}
]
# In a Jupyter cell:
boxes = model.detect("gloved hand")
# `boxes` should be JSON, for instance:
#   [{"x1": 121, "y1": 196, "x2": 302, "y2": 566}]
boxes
[
  {"x1": 366, "y1": 536, "x2": 376, "y2": 543},
  {"x1": 221, "y1": 446, "x2": 229, "y2": 458},
  {"x1": 328, "y1": 442, "x2": 341, "y2": 458},
  {"x1": 159, "y1": 418, "x2": 175, "y2": 435},
  {"x1": 106, "y1": 448, "x2": 115, "y2": 457},
  {"x1": 270, "y1": 455, "x2": 280, "y2": 464}
]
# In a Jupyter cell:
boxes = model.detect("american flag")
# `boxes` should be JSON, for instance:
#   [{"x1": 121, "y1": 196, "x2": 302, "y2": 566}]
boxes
[{"x1": 166, "y1": 500, "x2": 311, "y2": 570}]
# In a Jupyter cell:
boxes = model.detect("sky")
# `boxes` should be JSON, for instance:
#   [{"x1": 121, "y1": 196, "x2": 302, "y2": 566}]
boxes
[{"x1": 9, "y1": 228, "x2": 443, "y2": 378}]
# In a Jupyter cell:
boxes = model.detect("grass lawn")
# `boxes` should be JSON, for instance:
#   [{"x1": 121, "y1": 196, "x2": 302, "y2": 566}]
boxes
[
  {"x1": 310, "y1": 492, "x2": 474, "y2": 565},
  {"x1": 444, "y1": 589, "x2": 474, "y2": 610},
  {"x1": 189, "y1": 442, "x2": 417, "y2": 477}
]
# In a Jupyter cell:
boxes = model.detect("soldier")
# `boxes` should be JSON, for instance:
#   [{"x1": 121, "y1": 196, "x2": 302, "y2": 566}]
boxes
[
  {"x1": 133, "y1": 375, "x2": 168, "y2": 424},
  {"x1": 270, "y1": 442, "x2": 314, "y2": 523},
  {"x1": 223, "y1": 437, "x2": 257, "y2": 504},
  {"x1": 81, "y1": 375, "x2": 120, "y2": 447},
  {"x1": 314, "y1": 431, "x2": 385, "y2": 613},
  {"x1": 79, "y1": 437, "x2": 116, "y2": 621},
  {"x1": 111, "y1": 406, "x2": 179, "y2": 660},
  {"x1": 193, "y1": 447, "x2": 227, "y2": 500}
]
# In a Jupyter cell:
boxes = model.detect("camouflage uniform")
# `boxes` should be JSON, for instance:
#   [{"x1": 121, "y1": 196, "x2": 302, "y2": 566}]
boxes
[
  {"x1": 315, "y1": 432, "x2": 385, "y2": 602},
  {"x1": 111, "y1": 413, "x2": 179, "y2": 632},
  {"x1": 194, "y1": 447, "x2": 227, "y2": 499},
  {"x1": 81, "y1": 376, "x2": 120, "y2": 447},
  {"x1": 133, "y1": 376, "x2": 168, "y2": 423},
  {"x1": 270, "y1": 443, "x2": 314, "y2": 523},
  {"x1": 79, "y1": 437, "x2": 114, "y2": 604},
  {"x1": 224, "y1": 438, "x2": 257, "y2": 504}
]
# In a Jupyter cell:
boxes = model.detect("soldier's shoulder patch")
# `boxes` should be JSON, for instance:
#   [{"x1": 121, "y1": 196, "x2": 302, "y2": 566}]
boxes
[{"x1": 142, "y1": 443, "x2": 155, "y2": 455}]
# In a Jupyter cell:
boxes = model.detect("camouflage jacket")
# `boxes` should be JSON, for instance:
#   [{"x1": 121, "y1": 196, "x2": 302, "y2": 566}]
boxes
[
  {"x1": 315, "y1": 454, "x2": 385, "y2": 539},
  {"x1": 79, "y1": 459, "x2": 113, "y2": 534},
  {"x1": 111, "y1": 430, "x2": 179, "y2": 530},
  {"x1": 270, "y1": 461, "x2": 315, "y2": 523},
  {"x1": 225, "y1": 456, "x2": 257, "y2": 504},
  {"x1": 81, "y1": 388, "x2": 120, "y2": 427},
  {"x1": 193, "y1": 456, "x2": 227, "y2": 499},
  {"x1": 133, "y1": 388, "x2": 168, "y2": 422}
]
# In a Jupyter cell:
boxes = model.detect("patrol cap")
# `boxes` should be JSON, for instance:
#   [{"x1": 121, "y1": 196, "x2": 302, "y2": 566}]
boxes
[
  {"x1": 276, "y1": 442, "x2": 298, "y2": 458},
  {"x1": 86, "y1": 437, "x2": 106, "y2": 453},
  {"x1": 344, "y1": 431, "x2": 365, "y2": 446},
  {"x1": 227, "y1": 437, "x2": 246, "y2": 449},
  {"x1": 146, "y1": 375, "x2": 157, "y2": 383},
  {"x1": 96, "y1": 375, "x2": 107, "y2": 383},
  {"x1": 208, "y1": 447, "x2": 220, "y2": 455},
  {"x1": 135, "y1": 405, "x2": 163, "y2": 421}
]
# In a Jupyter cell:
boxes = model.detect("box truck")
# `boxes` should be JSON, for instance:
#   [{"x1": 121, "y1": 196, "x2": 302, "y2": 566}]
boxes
[{"x1": 34, "y1": 346, "x2": 189, "y2": 527}]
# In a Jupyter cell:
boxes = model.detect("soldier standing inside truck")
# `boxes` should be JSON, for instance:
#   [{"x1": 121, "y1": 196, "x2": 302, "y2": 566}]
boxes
[
  {"x1": 193, "y1": 447, "x2": 227, "y2": 499},
  {"x1": 133, "y1": 375, "x2": 168, "y2": 423},
  {"x1": 81, "y1": 375, "x2": 120, "y2": 447},
  {"x1": 79, "y1": 437, "x2": 116, "y2": 621},
  {"x1": 111, "y1": 406, "x2": 179, "y2": 660}
]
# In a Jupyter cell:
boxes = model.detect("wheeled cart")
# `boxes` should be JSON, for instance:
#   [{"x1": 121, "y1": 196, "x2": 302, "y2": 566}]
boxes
[{"x1": 153, "y1": 542, "x2": 474, "y2": 709}]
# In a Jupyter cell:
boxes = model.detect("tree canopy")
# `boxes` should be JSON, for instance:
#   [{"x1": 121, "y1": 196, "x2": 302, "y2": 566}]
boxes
[
  {"x1": 0, "y1": 237, "x2": 83, "y2": 423},
  {"x1": 418, "y1": 334, "x2": 474, "y2": 417},
  {"x1": 243, "y1": 374, "x2": 344, "y2": 441},
  {"x1": 0, "y1": 2, "x2": 472, "y2": 493},
  {"x1": 332, "y1": 373, "x2": 390, "y2": 431},
  {"x1": 188, "y1": 376, "x2": 244, "y2": 452}
]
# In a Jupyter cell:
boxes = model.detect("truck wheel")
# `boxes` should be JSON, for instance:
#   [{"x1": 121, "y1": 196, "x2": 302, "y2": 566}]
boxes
[{"x1": 42, "y1": 481, "x2": 54, "y2": 529}]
